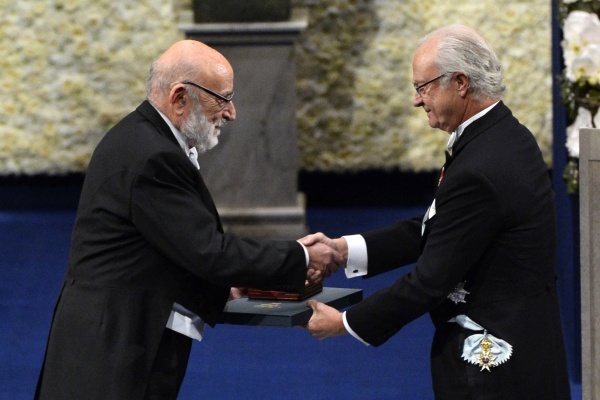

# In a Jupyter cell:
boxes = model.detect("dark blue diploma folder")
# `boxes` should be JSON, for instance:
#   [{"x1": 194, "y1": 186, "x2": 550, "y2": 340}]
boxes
[{"x1": 222, "y1": 287, "x2": 363, "y2": 327}]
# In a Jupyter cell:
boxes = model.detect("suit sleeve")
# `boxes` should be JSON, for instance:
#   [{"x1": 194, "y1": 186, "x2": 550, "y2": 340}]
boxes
[
  {"x1": 346, "y1": 169, "x2": 503, "y2": 346},
  {"x1": 130, "y1": 150, "x2": 306, "y2": 292},
  {"x1": 359, "y1": 216, "x2": 423, "y2": 277}
]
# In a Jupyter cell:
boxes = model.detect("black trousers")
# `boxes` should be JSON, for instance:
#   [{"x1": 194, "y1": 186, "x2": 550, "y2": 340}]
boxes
[{"x1": 144, "y1": 328, "x2": 193, "y2": 400}]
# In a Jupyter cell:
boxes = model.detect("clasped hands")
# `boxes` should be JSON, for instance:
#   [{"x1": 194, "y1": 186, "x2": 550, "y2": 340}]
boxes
[
  {"x1": 230, "y1": 233, "x2": 351, "y2": 340},
  {"x1": 301, "y1": 233, "x2": 350, "y2": 340},
  {"x1": 230, "y1": 232, "x2": 344, "y2": 299},
  {"x1": 302, "y1": 232, "x2": 348, "y2": 284}
]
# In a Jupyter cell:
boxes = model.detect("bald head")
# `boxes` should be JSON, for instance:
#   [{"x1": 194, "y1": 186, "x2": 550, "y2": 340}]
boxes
[
  {"x1": 146, "y1": 40, "x2": 234, "y2": 109},
  {"x1": 158, "y1": 40, "x2": 231, "y2": 81}
]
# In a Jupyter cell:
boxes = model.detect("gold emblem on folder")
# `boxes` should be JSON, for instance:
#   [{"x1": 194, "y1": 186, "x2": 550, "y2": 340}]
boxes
[{"x1": 254, "y1": 303, "x2": 282, "y2": 309}]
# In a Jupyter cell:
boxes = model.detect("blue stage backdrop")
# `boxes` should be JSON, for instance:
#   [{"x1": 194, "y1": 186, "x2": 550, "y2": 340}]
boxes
[
  {"x1": 0, "y1": 171, "x2": 582, "y2": 399},
  {"x1": 551, "y1": 0, "x2": 582, "y2": 384}
]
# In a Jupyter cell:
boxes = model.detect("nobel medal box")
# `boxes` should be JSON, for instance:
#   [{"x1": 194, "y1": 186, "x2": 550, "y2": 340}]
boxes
[
  {"x1": 223, "y1": 287, "x2": 363, "y2": 327},
  {"x1": 247, "y1": 281, "x2": 324, "y2": 301}
]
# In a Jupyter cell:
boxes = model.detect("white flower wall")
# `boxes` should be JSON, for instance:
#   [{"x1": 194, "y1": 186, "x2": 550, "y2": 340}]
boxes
[
  {"x1": 297, "y1": 0, "x2": 552, "y2": 171},
  {"x1": 0, "y1": 0, "x2": 551, "y2": 174},
  {"x1": 0, "y1": 0, "x2": 180, "y2": 174}
]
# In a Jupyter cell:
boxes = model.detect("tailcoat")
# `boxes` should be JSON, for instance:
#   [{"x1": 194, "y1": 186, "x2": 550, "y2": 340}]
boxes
[
  {"x1": 35, "y1": 101, "x2": 307, "y2": 399},
  {"x1": 346, "y1": 102, "x2": 571, "y2": 399}
]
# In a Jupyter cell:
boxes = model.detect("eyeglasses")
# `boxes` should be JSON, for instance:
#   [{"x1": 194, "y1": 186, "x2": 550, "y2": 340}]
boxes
[
  {"x1": 413, "y1": 73, "x2": 448, "y2": 96},
  {"x1": 181, "y1": 80, "x2": 234, "y2": 105}
]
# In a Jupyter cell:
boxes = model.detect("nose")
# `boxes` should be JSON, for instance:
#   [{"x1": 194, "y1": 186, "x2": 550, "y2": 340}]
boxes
[
  {"x1": 413, "y1": 92, "x2": 424, "y2": 107},
  {"x1": 223, "y1": 101, "x2": 236, "y2": 121}
]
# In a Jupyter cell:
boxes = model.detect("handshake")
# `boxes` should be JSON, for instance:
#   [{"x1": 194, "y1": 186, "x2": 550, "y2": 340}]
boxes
[
  {"x1": 300, "y1": 233, "x2": 348, "y2": 284},
  {"x1": 230, "y1": 232, "x2": 351, "y2": 340}
]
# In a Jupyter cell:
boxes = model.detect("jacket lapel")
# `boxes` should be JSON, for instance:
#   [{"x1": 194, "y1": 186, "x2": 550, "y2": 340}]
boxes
[
  {"x1": 136, "y1": 100, "x2": 181, "y2": 146},
  {"x1": 450, "y1": 101, "x2": 511, "y2": 159},
  {"x1": 422, "y1": 102, "x2": 511, "y2": 247},
  {"x1": 136, "y1": 100, "x2": 224, "y2": 233}
]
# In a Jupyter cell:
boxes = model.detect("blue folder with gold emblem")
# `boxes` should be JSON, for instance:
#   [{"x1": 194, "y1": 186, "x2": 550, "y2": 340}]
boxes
[{"x1": 222, "y1": 287, "x2": 363, "y2": 327}]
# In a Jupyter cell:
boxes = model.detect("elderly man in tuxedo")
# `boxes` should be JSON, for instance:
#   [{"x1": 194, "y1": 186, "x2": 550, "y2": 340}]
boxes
[
  {"x1": 35, "y1": 40, "x2": 341, "y2": 400},
  {"x1": 302, "y1": 24, "x2": 571, "y2": 399}
]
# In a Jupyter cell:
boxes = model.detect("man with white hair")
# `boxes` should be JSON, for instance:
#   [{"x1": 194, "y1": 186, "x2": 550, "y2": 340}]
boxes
[{"x1": 302, "y1": 25, "x2": 571, "y2": 399}]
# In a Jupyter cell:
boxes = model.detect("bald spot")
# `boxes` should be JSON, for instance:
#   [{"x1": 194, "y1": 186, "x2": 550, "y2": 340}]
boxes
[{"x1": 158, "y1": 39, "x2": 233, "y2": 86}]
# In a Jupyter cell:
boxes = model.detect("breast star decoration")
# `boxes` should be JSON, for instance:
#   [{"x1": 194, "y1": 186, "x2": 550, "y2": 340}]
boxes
[{"x1": 447, "y1": 281, "x2": 470, "y2": 304}]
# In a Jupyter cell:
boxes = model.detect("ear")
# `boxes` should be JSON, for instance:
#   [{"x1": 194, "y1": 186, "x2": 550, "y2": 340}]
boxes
[
  {"x1": 455, "y1": 73, "x2": 470, "y2": 97},
  {"x1": 169, "y1": 84, "x2": 188, "y2": 116}
]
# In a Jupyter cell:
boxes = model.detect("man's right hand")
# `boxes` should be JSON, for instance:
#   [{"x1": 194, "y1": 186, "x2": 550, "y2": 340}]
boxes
[
  {"x1": 301, "y1": 232, "x2": 348, "y2": 267},
  {"x1": 305, "y1": 242, "x2": 344, "y2": 283}
]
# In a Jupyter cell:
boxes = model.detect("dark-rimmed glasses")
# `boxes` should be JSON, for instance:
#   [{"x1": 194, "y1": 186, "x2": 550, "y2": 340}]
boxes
[
  {"x1": 413, "y1": 73, "x2": 449, "y2": 96},
  {"x1": 181, "y1": 80, "x2": 234, "y2": 105}
]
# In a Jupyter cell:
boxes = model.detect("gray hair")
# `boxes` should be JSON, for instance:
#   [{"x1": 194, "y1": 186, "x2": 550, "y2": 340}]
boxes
[
  {"x1": 418, "y1": 25, "x2": 507, "y2": 101},
  {"x1": 145, "y1": 59, "x2": 198, "y2": 103}
]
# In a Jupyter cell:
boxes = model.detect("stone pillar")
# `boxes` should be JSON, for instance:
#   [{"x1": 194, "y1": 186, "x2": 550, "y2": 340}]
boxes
[
  {"x1": 180, "y1": 11, "x2": 308, "y2": 240},
  {"x1": 579, "y1": 128, "x2": 600, "y2": 400}
]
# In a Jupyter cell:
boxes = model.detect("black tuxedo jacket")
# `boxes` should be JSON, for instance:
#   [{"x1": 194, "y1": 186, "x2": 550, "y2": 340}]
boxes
[
  {"x1": 345, "y1": 102, "x2": 570, "y2": 399},
  {"x1": 36, "y1": 101, "x2": 307, "y2": 399}
]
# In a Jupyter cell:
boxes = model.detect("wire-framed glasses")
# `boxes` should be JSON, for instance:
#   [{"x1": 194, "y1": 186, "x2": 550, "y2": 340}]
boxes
[
  {"x1": 413, "y1": 73, "x2": 449, "y2": 96},
  {"x1": 181, "y1": 80, "x2": 234, "y2": 107}
]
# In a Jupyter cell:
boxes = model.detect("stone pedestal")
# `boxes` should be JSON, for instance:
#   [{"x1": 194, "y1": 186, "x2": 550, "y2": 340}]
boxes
[
  {"x1": 579, "y1": 128, "x2": 600, "y2": 400},
  {"x1": 179, "y1": 11, "x2": 308, "y2": 240}
]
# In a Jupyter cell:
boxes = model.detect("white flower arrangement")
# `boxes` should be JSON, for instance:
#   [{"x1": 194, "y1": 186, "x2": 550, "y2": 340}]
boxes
[
  {"x1": 1, "y1": 0, "x2": 553, "y2": 175},
  {"x1": 297, "y1": 0, "x2": 553, "y2": 172},
  {"x1": 559, "y1": 0, "x2": 600, "y2": 192},
  {"x1": 0, "y1": 0, "x2": 180, "y2": 175}
]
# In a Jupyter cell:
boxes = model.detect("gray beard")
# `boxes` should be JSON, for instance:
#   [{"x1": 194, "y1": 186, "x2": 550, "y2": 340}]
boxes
[{"x1": 181, "y1": 104, "x2": 220, "y2": 153}]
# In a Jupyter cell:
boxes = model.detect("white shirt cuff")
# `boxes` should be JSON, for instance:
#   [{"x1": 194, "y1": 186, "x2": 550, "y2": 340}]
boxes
[
  {"x1": 343, "y1": 311, "x2": 370, "y2": 346},
  {"x1": 297, "y1": 241, "x2": 309, "y2": 268},
  {"x1": 343, "y1": 234, "x2": 368, "y2": 278},
  {"x1": 166, "y1": 302, "x2": 205, "y2": 341}
]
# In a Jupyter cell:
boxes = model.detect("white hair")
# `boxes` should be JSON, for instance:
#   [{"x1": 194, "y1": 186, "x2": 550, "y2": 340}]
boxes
[{"x1": 418, "y1": 24, "x2": 507, "y2": 100}]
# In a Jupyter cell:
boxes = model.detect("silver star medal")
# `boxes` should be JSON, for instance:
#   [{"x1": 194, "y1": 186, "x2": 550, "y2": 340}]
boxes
[{"x1": 448, "y1": 281, "x2": 470, "y2": 304}]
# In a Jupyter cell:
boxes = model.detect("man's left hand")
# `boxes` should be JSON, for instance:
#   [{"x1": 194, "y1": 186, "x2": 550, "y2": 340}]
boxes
[{"x1": 304, "y1": 300, "x2": 347, "y2": 339}]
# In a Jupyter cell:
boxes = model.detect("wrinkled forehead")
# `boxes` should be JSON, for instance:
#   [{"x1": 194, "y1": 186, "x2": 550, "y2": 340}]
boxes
[
  {"x1": 200, "y1": 61, "x2": 234, "y2": 93},
  {"x1": 412, "y1": 51, "x2": 439, "y2": 81}
]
